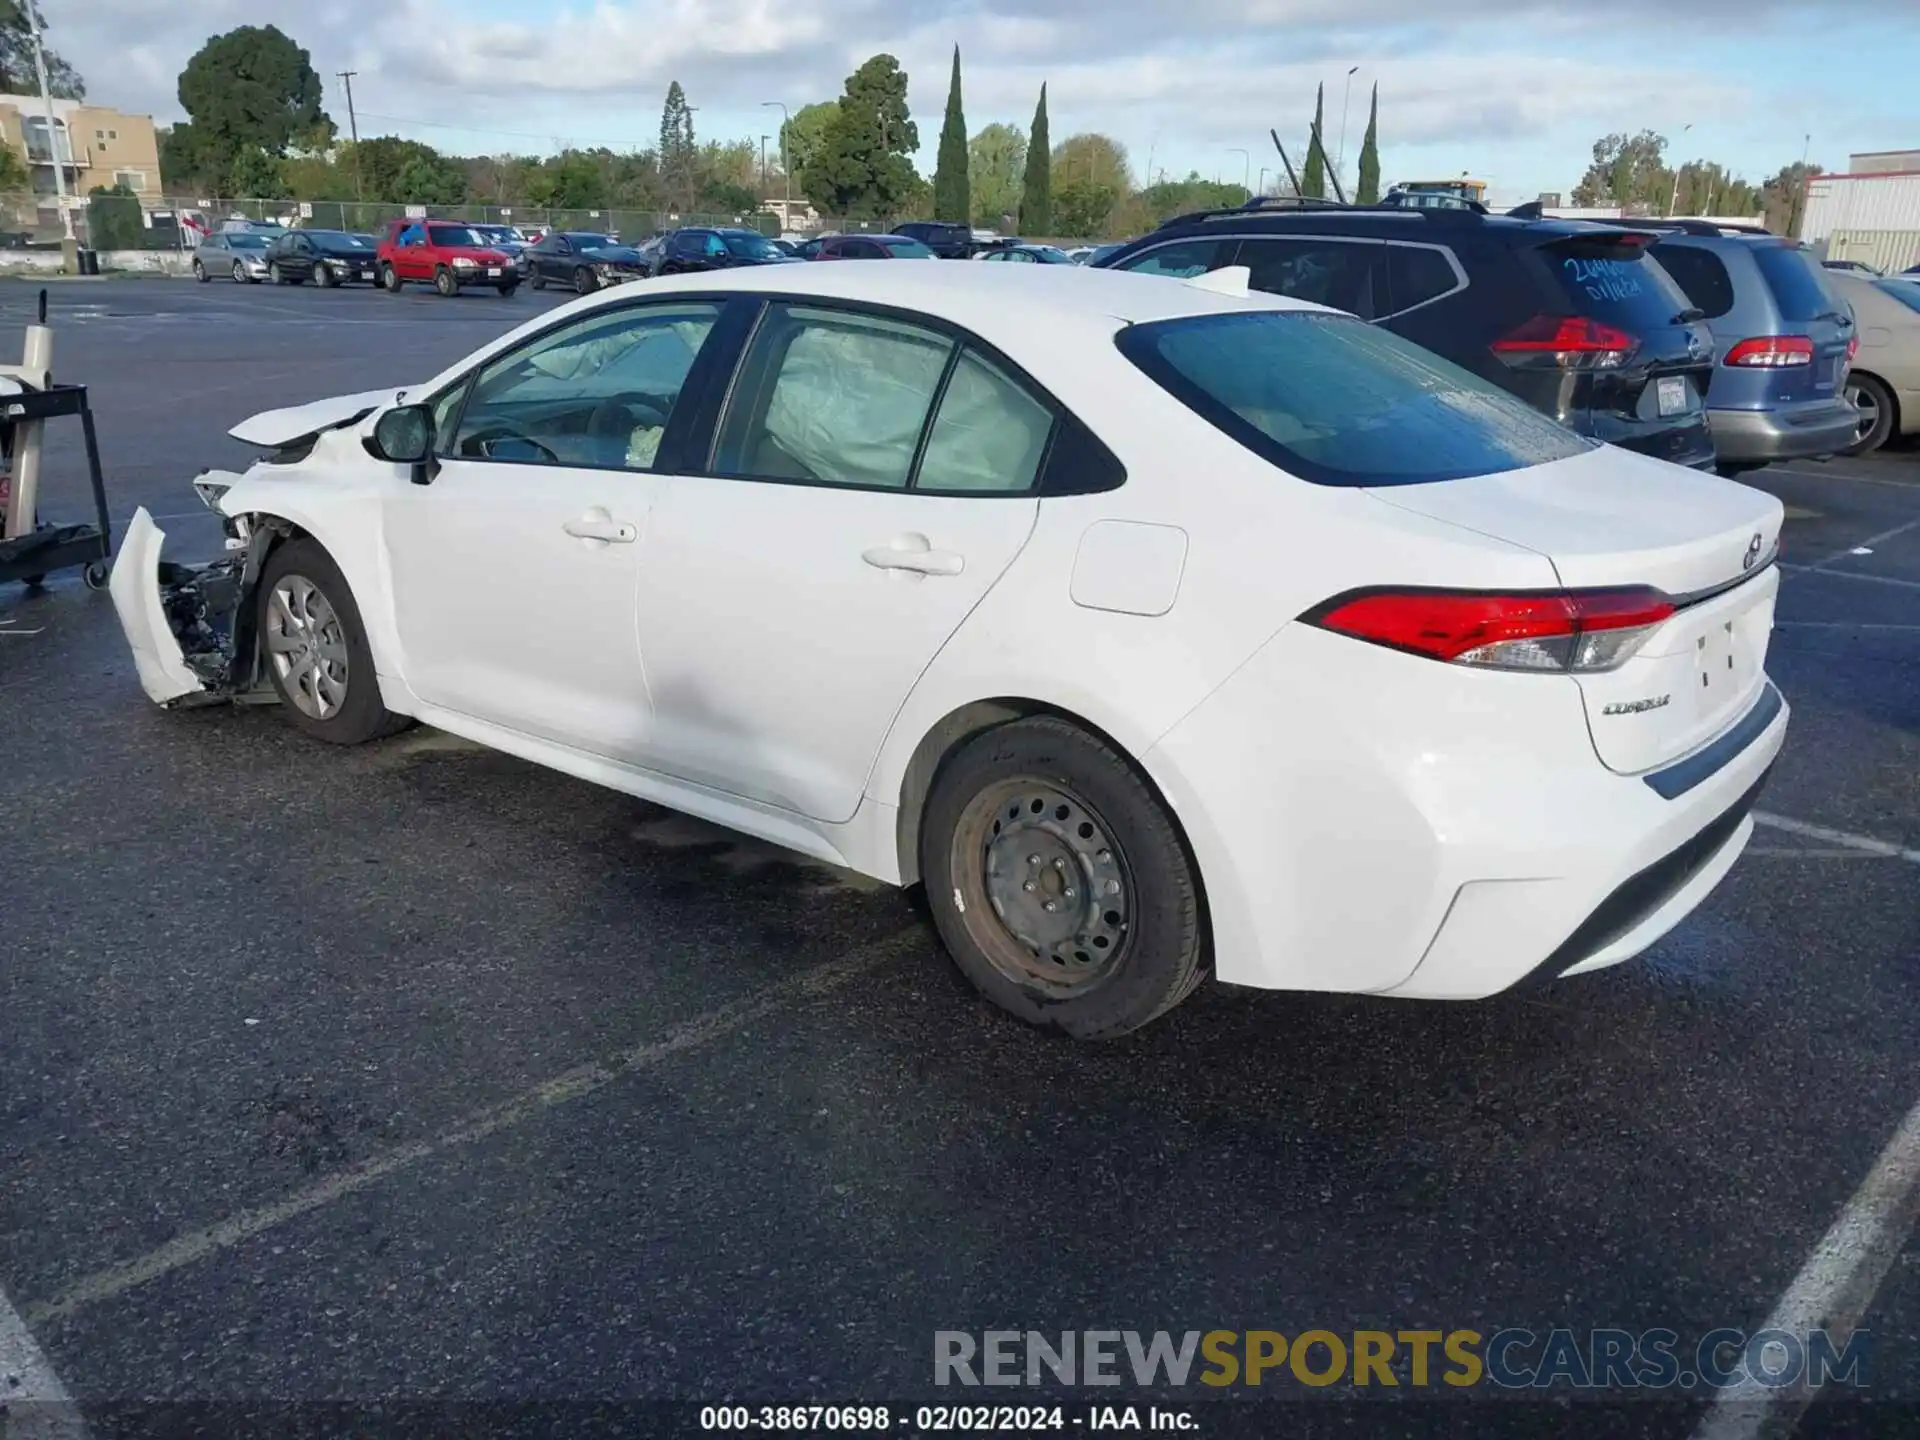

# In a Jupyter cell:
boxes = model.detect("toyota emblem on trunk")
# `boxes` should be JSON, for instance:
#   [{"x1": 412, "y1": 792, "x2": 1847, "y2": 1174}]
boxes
[{"x1": 1743, "y1": 533, "x2": 1764, "y2": 570}]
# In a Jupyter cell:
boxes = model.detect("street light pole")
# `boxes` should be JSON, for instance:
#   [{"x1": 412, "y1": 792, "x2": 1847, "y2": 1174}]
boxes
[
  {"x1": 337, "y1": 71, "x2": 362, "y2": 200},
  {"x1": 1336, "y1": 65, "x2": 1359, "y2": 191},
  {"x1": 1258, "y1": 166, "x2": 1271, "y2": 196},
  {"x1": 28, "y1": 7, "x2": 71, "y2": 240},
  {"x1": 761, "y1": 101, "x2": 790, "y2": 227},
  {"x1": 1667, "y1": 121, "x2": 1692, "y2": 217}
]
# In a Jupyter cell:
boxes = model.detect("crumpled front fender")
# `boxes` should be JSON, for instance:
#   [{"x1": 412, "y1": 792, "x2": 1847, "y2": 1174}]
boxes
[{"x1": 109, "y1": 496, "x2": 287, "y2": 709}]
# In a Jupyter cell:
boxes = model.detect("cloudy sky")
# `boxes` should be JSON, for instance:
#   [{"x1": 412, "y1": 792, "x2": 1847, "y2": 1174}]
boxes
[{"x1": 44, "y1": 0, "x2": 1920, "y2": 204}]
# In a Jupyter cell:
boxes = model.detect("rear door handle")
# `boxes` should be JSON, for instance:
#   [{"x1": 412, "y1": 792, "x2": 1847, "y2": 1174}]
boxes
[
  {"x1": 563, "y1": 509, "x2": 637, "y2": 545},
  {"x1": 863, "y1": 534, "x2": 964, "y2": 577}
]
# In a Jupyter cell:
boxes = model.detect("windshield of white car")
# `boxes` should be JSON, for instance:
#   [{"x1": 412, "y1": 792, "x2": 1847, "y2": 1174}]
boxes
[
  {"x1": 1118, "y1": 310, "x2": 1593, "y2": 487},
  {"x1": 225, "y1": 234, "x2": 268, "y2": 249},
  {"x1": 1872, "y1": 278, "x2": 1920, "y2": 315}
]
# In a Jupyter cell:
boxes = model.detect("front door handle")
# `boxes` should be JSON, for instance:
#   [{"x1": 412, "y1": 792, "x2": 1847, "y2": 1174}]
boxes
[
  {"x1": 563, "y1": 508, "x2": 637, "y2": 545},
  {"x1": 863, "y1": 534, "x2": 964, "y2": 577}
]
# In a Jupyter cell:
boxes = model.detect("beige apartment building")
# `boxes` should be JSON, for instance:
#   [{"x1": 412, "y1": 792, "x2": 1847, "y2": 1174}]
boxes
[{"x1": 0, "y1": 94, "x2": 163, "y2": 203}]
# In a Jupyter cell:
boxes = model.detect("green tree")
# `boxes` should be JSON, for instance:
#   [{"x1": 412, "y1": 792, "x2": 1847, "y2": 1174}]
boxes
[
  {"x1": 659, "y1": 81, "x2": 696, "y2": 207},
  {"x1": 0, "y1": 2, "x2": 83, "y2": 98},
  {"x1": 1051, "y1": 133, "x2": 1130, "y2": 194},
  {"x1": 1302, "y1": 84, "x2": 1326, "y2": 198},
  {"x1": 86, "y1": 184, "x2": 140, "y2": 247},
  {"x1": 177, "y1": 26, "x2": 331, "y2": 181},
  {"x1": 969, "y1": 123, "x2": 1025, "y2": 226},
  {"x1": 932, "y1": 46, "x2": 969, "y2": 224},
  {"x1": 395, "y1": 156, "x2": 468, "y2": 206},
  {"x1": 1355, "y1": 83, "x2": 1380, "y2": 204},
  {"x1": 344, "y1": 138, "x2": 445, "y2": 201},
  {"x1": 1571, "y1": 130, "x2": 1668, "y2": 209},
  {"x1": 545, "y1": 150, "x2": 610, "y2": 210},
  {"x1": 1019, "y1": 84, "x2": 1050, "y2": 233},
  {"x1": 781, "y1": 101, "x2": 836, "y2": 196},
  {"x1": 1053, "y1": 178, "x2": 1117, "y2": 238},
  {"x1": 803, "y1": 54, "x2": 919, "y2": 219},
  {"x1": 0, "y1": 136, "x2": 26, "y2": 190},
  {"x1": 158, "y1": 122, "x2": 219, "y2": 192},
  {"x1": 1763, "y1": 159, "x2": 1824, "y2": 236},
  {"x1": 227, "y1": 145, "x2": 288, "y2": 199}
]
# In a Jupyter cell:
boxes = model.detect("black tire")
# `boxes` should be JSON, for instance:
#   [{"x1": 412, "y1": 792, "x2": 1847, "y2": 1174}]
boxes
[
  {"x1": 314, "y1": 262, "x2": 336, "y2": 289},
  {"x1": 531, "y1": 271, "x2": 546, "y2": 291},
  {"x1": 82, "y1": 560, "x2": 108, "y2": 590},
  {"x1": 1845, "y1": 372, "x2": 1896, "y2": 456},
  {"x1": 919, "y1": 717, "x2": 1206, "y2": 1039},
  {"x1": 574, "y1": 265, "x2": 597, "y2": 295},
  {"x1": 270, "y1": 262, "x2": 288, "y2": 284},
  {"x1": 233, "y1": 261, "x2": 253, "y2": 284},
  {"x1": 192, "y1": 259, "x2": 208, "y2": 283},
  {"x1": 256, "y1": 538, "x2": 411, "y2": 746},
  {"x1": 434, "y1": 266, "x2": 458, "y2": 297},
  {"x1": 381, "y1": 263, "x2": 402, "y2": 293},
  {"x1": 497, "y1": 282, "x2": 518, "y2": 298}
]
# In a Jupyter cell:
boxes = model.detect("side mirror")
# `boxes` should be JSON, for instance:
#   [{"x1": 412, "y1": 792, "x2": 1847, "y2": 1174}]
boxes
[{"x1": 365, "y1": 403, "x2": 435, "y2": 478}]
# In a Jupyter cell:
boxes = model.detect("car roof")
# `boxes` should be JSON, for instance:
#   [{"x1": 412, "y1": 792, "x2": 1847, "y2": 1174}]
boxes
[
  {"x1": 1146, "y1": 206, "x2": 1638, "y2": 244},
  {"x1": 593, "y1": 255, "x2": 1315, "y2": 330}
]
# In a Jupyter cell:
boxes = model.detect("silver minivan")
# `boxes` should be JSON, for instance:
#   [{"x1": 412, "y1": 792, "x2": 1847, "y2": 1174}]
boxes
[{"x1": 1650, "y1": 227, "x2": 1858, "y2": 474}]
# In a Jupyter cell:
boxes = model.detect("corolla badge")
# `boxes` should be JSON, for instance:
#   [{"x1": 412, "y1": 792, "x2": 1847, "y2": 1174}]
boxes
[
  {"x1": 1743, "y1": 532, "x2": 1764, "y2": 570},
  {"x1": 1602, "y1": 695, "x2": 1672, "y2": 716}
]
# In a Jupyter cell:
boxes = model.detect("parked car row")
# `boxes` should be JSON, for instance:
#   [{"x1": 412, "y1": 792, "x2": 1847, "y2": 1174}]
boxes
[{"x1": 1091, "y1": 201, "x2": 1912, "y2": 460}]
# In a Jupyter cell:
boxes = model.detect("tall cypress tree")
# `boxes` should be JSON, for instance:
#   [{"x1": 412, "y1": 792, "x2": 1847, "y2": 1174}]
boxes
[
  {"x1": 1355, "y1": 83, "x2": 1381, "y2": 204},
  {"x1": 932, "y1": 46, "x2": 969, "y2": 224},
  {"x1": 1302, "y1": 83, "x2": 1326, "y2": 198},
  {"x1": 1019, "y1": 84, "x2": 1051, "y2": 233}
]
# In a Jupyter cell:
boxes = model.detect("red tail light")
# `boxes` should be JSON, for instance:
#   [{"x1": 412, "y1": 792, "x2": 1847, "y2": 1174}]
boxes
[
  {"x1": 1492, "y1": 315, "x2": 1637, "y2": 371},
  {"x1": 1304, "y1": 587, "x2": 1676, "y2": 673},
  {"x1": 1724, "y1": 335, "x2": 1814, "y2": 368}
]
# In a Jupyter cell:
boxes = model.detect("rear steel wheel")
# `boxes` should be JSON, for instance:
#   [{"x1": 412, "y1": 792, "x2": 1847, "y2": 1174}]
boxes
[
  {"x1": 1845, "y1": 373, "x2": 1894, "y2": 455},
  {"x1": 965, "y1": 779, "x2": 1135, "y2": 992},
  {"x1": 263, "y1": 573, "x2": 350, "y2": 721}
]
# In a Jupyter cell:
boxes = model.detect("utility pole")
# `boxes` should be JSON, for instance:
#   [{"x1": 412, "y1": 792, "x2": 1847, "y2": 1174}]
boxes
[
  {"x1": 1667, "y1": 122, "x2": 1692, "y2": 217},
  {"x1": 337, "y1": 71, "x2": 362, "y2": 200},
  {"x1": 28, "y1": 7, "x2": 71, "y2": 241},
  {"x1": 760, "y1": 134, "x2": 769, "y2": 202},
  {"x1": 761, "y1": 102, "x2": 790, "y2": 228}
]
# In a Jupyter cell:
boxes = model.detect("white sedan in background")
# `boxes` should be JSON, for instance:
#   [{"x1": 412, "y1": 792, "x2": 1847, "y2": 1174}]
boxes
[{"x1": 111, "y1": 262, "x2": 1787, "y2": 1038}]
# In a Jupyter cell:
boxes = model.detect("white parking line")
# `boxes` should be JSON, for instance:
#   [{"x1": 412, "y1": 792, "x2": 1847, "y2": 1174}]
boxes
[
  {"x1": 1691, "y1": 1097, "x2": 1920, "y2": 1440},
  {"x1": 1752, "y1": 812, "x2": 1920, "y2": 864},
  {"x1": 1773, "y1": 622, "x2": 1920, "y2": 633},
  {"x1": 1768, "y1": 466, "x2": 1920, "y2": 489},
  {"x1": 0, "y1": 1284, "x2": 86, "y2": 1437},
  {"x1": 21, "y1": 932, "x2": 915, "y2": 1328},
  {"x1": 1806, "y1": 516, "x2": 1920, "y2": 570},
  {"x1": 1778, "y1": 565, "x2": 1920, "y2": 592}
]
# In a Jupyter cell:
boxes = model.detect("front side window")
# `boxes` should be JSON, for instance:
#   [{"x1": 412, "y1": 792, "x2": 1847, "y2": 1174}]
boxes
[
  {"x1": 1119, "y1": 310, "x2": 1592, "y2": 487},
  {"x1": 449, "y1": 302, "x2": 721, "y2": 471},
  {"x1": 714, "y1": 305, "x2": 954, "y2": 488},
  {"x1": 1115, "y1": 236, "x2": 1235, "y2": 278}
]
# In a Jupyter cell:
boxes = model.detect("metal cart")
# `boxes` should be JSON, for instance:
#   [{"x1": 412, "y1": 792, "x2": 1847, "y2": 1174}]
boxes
[{"x1": 0, "y1": 291, "x2": 111, "y2": 591}]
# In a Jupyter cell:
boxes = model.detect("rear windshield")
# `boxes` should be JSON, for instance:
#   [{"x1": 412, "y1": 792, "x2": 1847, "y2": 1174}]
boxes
[
  {"x1": 1752, "y1": 243, "x2": 1841, "y2": 321},
  {"x1": 1873, "y1": 279, "x2": 1920, "y2": 314},
  {"x1": 1118, "y1": 311, "x2": 1592, "y2": 487},
  {"x1": 880, "y1": 238, "x2": 936, "y2": 257},
  {"x1": 1545, "y1": 239, "x2": 1694, "y2": 330},
  {"x1": 1651, "y1": 243, "x2": 1736, "y2": 319}
]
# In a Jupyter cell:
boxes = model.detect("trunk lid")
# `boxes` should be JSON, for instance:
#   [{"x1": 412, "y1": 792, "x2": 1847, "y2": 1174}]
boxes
[{"x1": 1367, "y1": 445, "x2": 1784, "y2": 774}]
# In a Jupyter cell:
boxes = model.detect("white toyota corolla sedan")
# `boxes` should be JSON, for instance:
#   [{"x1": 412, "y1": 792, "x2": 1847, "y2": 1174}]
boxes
[{"x1": 111, "y1": 261, "x2": 1788, "y2": 1038}]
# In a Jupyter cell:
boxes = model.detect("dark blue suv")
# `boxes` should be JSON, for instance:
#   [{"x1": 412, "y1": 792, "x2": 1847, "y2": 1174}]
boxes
[
  {"x1": 1644, "y1": 225, "x2": 1858, "y2": 474},
  {"x1": 1094, "y1": 201, "x2": 1719, "y2": 470}
]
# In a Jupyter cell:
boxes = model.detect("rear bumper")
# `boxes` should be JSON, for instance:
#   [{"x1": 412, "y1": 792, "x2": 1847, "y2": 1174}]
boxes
[
  {"x1": 1593, "y1": 415, "x2": 1718, "y2": 470},
  {"x1": 1142, "y1": 625, "x2": 1790, "y2": 1000},
  {"x1": 1708, "y1": 398, "x2": 1859, "y2": 463}
]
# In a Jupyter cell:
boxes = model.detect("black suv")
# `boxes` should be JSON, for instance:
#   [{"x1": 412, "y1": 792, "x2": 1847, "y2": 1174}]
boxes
[
  {"x1": 648, "y1": 227, "x2": 797, "y2": 276},
  {"x1": 892, "y1": 220, "x2": 975, "y2": 259},
  {"x1": 1094, "y1": 201, "x2": 1719, "y2": 469}
]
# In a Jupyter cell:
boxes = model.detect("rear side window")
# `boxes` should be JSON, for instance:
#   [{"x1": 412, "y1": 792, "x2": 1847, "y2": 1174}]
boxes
[
  {"x1": 1544, "y1": 238, "x2": 1693, "y2": 330},
  {"x1": 1385, "y1": 245, "x2": 1459, "y2": 313},
  {"x1": 1118, "y1": 311, "x2": 1591, "y2": 487},
  {"x1": 1752, "y1": 243, "x2": 1841, "y2": 321},
  {"x1": 1651, "y1": 244, "x2": 1736, "y2": 319}
]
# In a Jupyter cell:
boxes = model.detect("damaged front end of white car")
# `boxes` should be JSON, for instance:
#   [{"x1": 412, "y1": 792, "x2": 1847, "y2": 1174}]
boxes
[{"x1": 108, "y1": 387, "x2": 405, "y2": 707}]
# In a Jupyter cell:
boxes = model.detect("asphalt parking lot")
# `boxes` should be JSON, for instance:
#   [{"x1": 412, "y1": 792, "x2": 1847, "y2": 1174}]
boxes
[{"x1": 2, "y1": 277, "x2": 1917, "y2": 1439}]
